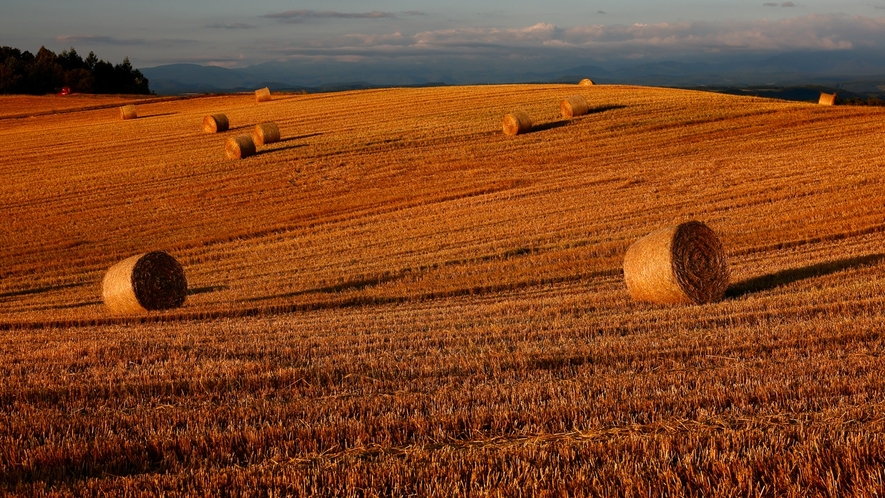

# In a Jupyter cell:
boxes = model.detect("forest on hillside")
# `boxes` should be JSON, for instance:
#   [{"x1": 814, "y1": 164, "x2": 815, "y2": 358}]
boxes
[{"x1": 0, "y1": 46, "x2": 150, "y2": 95}]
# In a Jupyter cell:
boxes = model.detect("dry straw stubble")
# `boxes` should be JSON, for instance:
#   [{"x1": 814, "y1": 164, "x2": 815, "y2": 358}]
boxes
[
  {"x1": 226, "y1": 135, "x2": 256, "y2": 159},
  {"x1": 502, "y1": 111, "x2": 532, "y2": 136},
  {"x1": 120, "y1": 105, "x2": 137, "y2": 120},
  {"x1": 203, "y1": 114, "x2": 230, "y2": 133},
  {"x1": 255, "y1": 87, "x2": 272, "y2": 103},
  {"x1": 819, "y1": 92, "x2": 837, "y2": 106},
  {"x1": 561, "y1": 95, "x2": 590, "y2": 118},
  {"x1": 102, "y1": 251, "x2": 187, "y2": 313},
  {"x1": 253, "y1": 122, "x2": 281, "y2": 145},
  {"x1": 623, "y1": 221, "x2": 729, "y2": 305}
]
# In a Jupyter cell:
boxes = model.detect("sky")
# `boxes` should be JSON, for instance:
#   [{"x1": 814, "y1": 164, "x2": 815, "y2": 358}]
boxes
[{"x1": 2, "y1": 1, "x2": 885, "y2": 69}]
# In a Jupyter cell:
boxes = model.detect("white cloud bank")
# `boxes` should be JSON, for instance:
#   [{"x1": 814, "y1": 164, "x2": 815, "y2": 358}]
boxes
[{"x1": 256, "y1": 14, "x2": 884, "y2": 62}]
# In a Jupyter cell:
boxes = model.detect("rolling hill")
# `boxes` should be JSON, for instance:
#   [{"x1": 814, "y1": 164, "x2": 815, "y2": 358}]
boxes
[{"x1": 1, "y1": 85, "x2": 884, "y2": 495}]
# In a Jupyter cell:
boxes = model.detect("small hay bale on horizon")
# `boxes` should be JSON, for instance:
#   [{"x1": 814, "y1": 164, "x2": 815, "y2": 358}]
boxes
[
  {"x1": 252, "y1": 122, "x2": 281, "y2": 145},
  {"x1": 623, "y1": 221, "x2": 729, "y2": 305},
  {"x1": 561, "y1": 95, "x2": 590, "y2": 118},
  {"x1": 102, "y1": 251, "x2": 187, "y2": 314},
  {"x1": 579, "y1": 79, "x2": 595, "y2": 86},
  {"x1": 203, "y1": 114, "x2": 230, "y2": 133},
  {"x1": 255, "y1": 87, "x2": 272, "y2": 103},
  {"x1": 819, "y1": 92, "x2": 837, "y2": 105},
  {"x1": 226, "y1": 135, "x2": 256, "y2": 159},
  {"x1": 120, "y1": 105, "x2": 137, "y2": 120},
  {"x1": 502, "y1": 111, "x2": 532, "y2": 136}
]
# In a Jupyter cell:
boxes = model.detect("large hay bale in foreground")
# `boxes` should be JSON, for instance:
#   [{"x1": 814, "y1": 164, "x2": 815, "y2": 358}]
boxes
[
  {"x1": 225, "y1": 135, "x2": 256, "y2": 159},
  {"x1": 623, "y1": 221, "x2": 729, "y2": 305},
  {"x1": 252, "y1": 122, "x2": 281, "y2": 145},
  {"x1": 502, "y1": 111, "x2": 532, "y2": 136},
  {"x1": 120, "y1": 105, "x2": 137, "y2": 120},
  {"x1": 579, "y1": 79, "x2": 595, "y2": 86},
  {"x1": 203, "y1": 114, "x2": 229, "y2": 133},
  {"x1": 255, "y1": 87, "x2": 272, "y2": 102},
  {"x1": 102, "y1": 251, "x2": 187, "y2": 313},
  {"x1": 561, "y1": 95, "x2": 590, "y2": 118},
  {"x1": 819, "y1": 92, "x2": 836, "y2": 105}
]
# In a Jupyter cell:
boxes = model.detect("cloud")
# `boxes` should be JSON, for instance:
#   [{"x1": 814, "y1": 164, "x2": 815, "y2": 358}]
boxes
[
  {"x1": 598, "y1": 11, "x2": 607, "y2": 14},
  {"x1": 55, "y1": 35, "x2": 198, "y2": 47},
  {"x1": 781, "y1": 2, "x2": 796, "y2": 6},
  {"x1": 263, "y1": 10, "x2": 396, "y2": 23},
  {"x1": 253, "y1": 14, "x2": 883, "y2": 62},
  {"x1": 400, "y1": 11, "x2": 427, "y2": 16},
  {"x1": 763, "y1": 2, "x2": 778, "y2": 5},
  {"x1": 205, "y1": 23, "x2": 256, "y2": 29}
]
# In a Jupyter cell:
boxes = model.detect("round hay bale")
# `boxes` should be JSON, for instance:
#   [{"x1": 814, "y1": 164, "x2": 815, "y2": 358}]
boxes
[
  {"x1": 120, "y1": 105, "x2": 137, "y2": 120},
  {"x1": 252, "y1": 122, "x2": 281, "y2": 145},
  {"x1": 818, "y1": 92, "x2": 836, "y2": 105},
  {"x1": 225, "y1": 135, "x2": 256, "y2": 159},
  {"x1": 502, "y1": 111, "x2": 532, "y2": 136},
  {"x1": 623, "y1": 221, "x2": 729, "y2": 305},
  {"x1": 561, "y1": 95, "x2": 590, "y2": 118},
  {"x1": 579, "y1": 78, "x2": 595, "y2": 86},
  {"x1": 102, "y1": 251, "x2": 187, "y2": 313},
  {"x1": 255, "y1": 87, "x2": 272, "y2": 102},
  {"x1": 203, "y1": 114, "x2": 229, "y2": 133}
]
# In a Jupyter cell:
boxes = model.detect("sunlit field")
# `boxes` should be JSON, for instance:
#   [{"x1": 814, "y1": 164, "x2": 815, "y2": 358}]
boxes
[{"x1": 2, "y1": 84, "x2": 885, "y2": 496}]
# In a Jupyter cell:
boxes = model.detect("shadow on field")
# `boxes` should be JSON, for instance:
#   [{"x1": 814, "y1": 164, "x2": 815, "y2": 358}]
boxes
[
  {"x1": 188, "y1": 285, "x2": 229, "y2": 296},
  {"x1": 283, "y1": 132, "x2": 323, "y2": 141},
  {"x1": 140, "y1": 112, "x2": 177, "y2": 119},
  {"x1": 243, "y1": 273, "x2": 407, "y2": 302},
  {"x1": 587, "y1": 104, "x2": 627, "y2": 115},
  {"x1": 726, "y1": 253, "x2": 885, "y2": 298},
  {"x1": 531, "y1": 120, "x2": 570, "y2": 132},
  {"x1": 0, "y1": 282, "x2": 85, "y2": 300},
  {"x1": 259, "y1": 143, "x2": 307, "y2": 155}
]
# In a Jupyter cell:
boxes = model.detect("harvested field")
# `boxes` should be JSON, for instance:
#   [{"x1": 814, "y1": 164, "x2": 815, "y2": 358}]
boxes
[{"x1": 2, "y1": 85, "x2": 885, "y2": 495}]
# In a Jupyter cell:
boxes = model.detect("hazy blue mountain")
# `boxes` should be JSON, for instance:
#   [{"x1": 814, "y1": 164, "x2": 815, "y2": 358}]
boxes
[{"x1": 141, "y1": 51, "x2": 885, "y2": 96}]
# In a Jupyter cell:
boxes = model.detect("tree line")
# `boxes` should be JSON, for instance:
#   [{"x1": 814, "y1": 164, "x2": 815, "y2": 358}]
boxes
[{"x1": 0, "y1": 46, "x2": 151, "y2": 95}]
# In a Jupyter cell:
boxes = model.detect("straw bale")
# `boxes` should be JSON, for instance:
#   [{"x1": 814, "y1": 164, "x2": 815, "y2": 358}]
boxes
[
  {"x1": 819, "y1": 92, "x2": 836, "y2": 105},
  {"x1": 225, "y1": 135, "x2": 256, "y2": 159},
  {"x1": 502, "y1": 111, "x2": 532, "y2": 136},
  {"x1": 623, "y1": 221, "x2": 729, "y2": 305},
  {"x1": 203, "y1": 114, "x2": 229, "y2": 133},
  {"x1": 255, "y1": 87, "x2": 272, "y2": 102},
  {"x1": 579, "y1": 79, "x2": 595, "y2": 86},
  {"x1": 120, "y1": 105, "x2": 137, "y2": 120},
  {"x1": 252, "y1": 122, "x2": 281, "y2": 145},
  {"x1": 561, "y1": 95, "x2": 590, "y2": 118},
  {"x1": 102, "y1": 251, "x2": 187, "y2": 313}
]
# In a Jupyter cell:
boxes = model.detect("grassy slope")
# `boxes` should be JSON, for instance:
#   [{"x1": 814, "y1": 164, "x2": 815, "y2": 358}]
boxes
[{"x1": 1, "y1": 85, "x2": 884, "y2": 495}]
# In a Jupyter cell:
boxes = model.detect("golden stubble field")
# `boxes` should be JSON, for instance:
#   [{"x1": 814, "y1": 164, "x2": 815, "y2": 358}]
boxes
[{"x1": 1, "y1": 85, "x2": 885, "y2": 496}]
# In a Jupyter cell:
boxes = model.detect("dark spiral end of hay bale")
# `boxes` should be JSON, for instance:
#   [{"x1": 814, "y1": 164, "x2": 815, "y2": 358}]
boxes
[
  {"x1": 203, "y1": 114, "x2": 229, "y2": 133},
  {"x1": 502, "y1": 111, "x2": 532, "y2": 136},
  {"x1": 225, "y1": 135, "x2": 256, "y2": 159},
  {"x1": 120, "y1": 105, "x2": 137, "y2": 120},
  {"x1": 579, "y1": 78, "x2": 595, "y2": 86},
  {"x1": 102, "y1": 251, "x2": 187, "y2": 313},
  {"x1": 623, "y1": 221, "x2": 729, "y2": 305},
  {"x1": 561, "y1": 95, "x2": 590, "y2": 118},
  {"x1": 252, "y1": 122, "x2": 281, "y2": 145}
]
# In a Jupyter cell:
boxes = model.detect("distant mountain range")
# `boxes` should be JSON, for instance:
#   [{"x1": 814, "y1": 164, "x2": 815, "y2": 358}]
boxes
[{"x1": 142, "y1": 50, "x2": 885, "y2": 99}]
